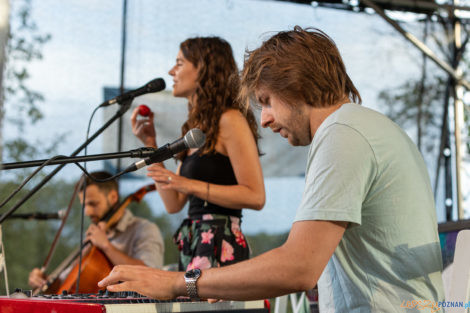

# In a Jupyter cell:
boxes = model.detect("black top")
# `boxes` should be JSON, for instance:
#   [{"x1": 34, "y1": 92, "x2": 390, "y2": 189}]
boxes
[{"x1": 180, "y1": 150, "x2": 241, "y2": 218}]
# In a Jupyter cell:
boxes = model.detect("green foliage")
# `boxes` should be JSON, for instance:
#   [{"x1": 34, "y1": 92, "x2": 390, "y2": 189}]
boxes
[
  {"x1": 0, "y1": 1, "x2": 68, "y2": 294},
  {"x1": 0, "y1": 178, "x2": 80, "y2": 293},
  {"x1": 0, "y1": 179, "x2": 180, "y2": 293}
]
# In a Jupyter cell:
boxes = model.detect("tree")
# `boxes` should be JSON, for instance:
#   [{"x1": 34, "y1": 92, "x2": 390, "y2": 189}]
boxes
[
  {"x1": 378, "y1": 18, "x2": 446, "y2": 155},
  {"x1": 0, "y1": 0, "x2": 55, "y2": 293},
  {"x1": 4, "y1": 0, "x2": 50, "y2": 134}
]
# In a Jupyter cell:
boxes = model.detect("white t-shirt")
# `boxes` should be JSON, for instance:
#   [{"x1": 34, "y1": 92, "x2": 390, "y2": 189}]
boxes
[{"x1": 294, "y1": 103, "x2": 444, "y2": 312}]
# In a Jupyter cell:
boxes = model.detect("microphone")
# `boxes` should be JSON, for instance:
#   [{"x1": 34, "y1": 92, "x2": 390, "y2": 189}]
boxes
[
  {"x1": 9, "y1": 210, "x2": 66, "y2": 220},
  {"x1": 100, "y1": 78, "x2": 166, "y2": 107},
  {"x1": 124, "y1": 128, "x2": 206, "y2": 173}
]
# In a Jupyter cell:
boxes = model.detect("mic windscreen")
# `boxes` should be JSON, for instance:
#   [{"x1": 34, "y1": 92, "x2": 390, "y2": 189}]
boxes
[
  {"x1": 185, "y1": 128, "x2": 206, "y2": 149},
  {"x1": 146, "y1": 78, "x2": 166, "y2": 92}
]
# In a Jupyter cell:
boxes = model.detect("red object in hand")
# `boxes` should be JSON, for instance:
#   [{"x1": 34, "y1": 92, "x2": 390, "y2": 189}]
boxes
[{"x1": 138, "y1": 104, "x2": 151, "y2": 117}]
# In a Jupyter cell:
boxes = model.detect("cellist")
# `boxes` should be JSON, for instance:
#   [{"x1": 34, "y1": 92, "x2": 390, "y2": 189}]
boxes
[{"x1": 28, "y1": 171, "x2": 165, "y2": 292}]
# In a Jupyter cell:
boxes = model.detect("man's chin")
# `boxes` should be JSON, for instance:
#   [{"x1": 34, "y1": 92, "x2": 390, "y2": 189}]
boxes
[
  {"x1": 287, "y1": 136, "x2": 309, "y2": 147},
  {"x1": 286, "y1": 136, "x2": 298, "y2": 146}
]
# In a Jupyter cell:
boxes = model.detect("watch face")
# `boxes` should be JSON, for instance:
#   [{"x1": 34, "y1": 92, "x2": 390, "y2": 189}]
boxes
[{"x1": 185, "y1": 269, "x2": 201, "y2": 279}]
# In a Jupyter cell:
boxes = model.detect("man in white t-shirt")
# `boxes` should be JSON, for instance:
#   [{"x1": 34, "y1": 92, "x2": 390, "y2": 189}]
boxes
[{"x1": 98, "y1": 26, "x2": 444, "y2": 312}]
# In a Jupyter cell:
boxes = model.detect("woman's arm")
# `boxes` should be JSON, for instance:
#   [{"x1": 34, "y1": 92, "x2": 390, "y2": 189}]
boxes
[
  {"x1": 147, "y1": 163, "x2": 188, "y2": 214},
  {"x1": 130, "y1": 106, "x2": 188, "y2": 213},
  {"x1": 189, "y1": 109, "x2": 265, "y2": 210},
  {"x1": 150, "y1": 109, "x2": 265, "y2": 211}
]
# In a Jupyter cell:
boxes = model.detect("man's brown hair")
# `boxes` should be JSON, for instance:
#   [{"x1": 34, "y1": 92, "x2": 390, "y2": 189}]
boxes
[
  {"x1": 77, "y1": 171, "x2": 119, "y2": 196},
  {"x1": 240, "y1": 26, "x2": 361, "y2": 108}
]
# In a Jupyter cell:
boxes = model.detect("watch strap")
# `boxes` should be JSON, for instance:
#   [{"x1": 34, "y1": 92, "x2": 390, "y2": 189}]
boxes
[
  {"x1": 186, "y1": 278, "x2": 199, "y2": 300},
  {"x1": 184, "y1": 269, "x2": 201, "y2": 300}
]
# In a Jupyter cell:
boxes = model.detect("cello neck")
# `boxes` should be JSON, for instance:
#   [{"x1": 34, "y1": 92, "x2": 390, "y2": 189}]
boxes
[{"x1": 99, "y1": 184, "x2": 156, "y2": 230}]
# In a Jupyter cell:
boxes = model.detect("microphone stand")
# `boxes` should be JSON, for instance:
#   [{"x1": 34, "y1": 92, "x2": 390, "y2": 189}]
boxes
[
  {"x1": 6, "y1": 212, "x2": 64, "y2": 220},
  {"x1": 0, "y1": 100, "x2": 132, "y2": 224},
  {"x1": 1, "y1": 147, "x2": 158, "y2": 170}
]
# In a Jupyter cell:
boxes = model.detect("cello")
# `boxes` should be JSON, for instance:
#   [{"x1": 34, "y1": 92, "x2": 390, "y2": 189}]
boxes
[{"x1": 34, "y1": 184, "x2": 156, "y2": 295}]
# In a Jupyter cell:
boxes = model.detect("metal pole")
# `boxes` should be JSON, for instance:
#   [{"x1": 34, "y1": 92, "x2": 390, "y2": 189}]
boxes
[
  {"x1": 360, "y1": 0, "x2": 470, "y2": 91},
  {"x1": 117, "y1": 0, "x2": 128, "y2": 173},
  {"x1": 0, "y1": 0, "x2": 10, "y2": 172},
  {"x1": 434, "y1": 80, "x2": 454, "y2": 221},
  {"x1": 453, "y1": 0, "x2": 465, "y2": 219}
]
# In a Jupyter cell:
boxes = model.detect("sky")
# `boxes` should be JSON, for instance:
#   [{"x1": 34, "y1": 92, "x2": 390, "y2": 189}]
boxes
[{"x1": 2, "y1": 0, "x2": 461, "y2": 233}]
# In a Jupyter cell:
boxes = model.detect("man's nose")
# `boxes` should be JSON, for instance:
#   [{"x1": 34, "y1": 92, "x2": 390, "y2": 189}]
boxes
[
  {"x1": 260, "y1": 107, "x2": 273, "y2": 128},
  {"x1": 84, "y1": 205, "x2": 93, "y2": 217}
]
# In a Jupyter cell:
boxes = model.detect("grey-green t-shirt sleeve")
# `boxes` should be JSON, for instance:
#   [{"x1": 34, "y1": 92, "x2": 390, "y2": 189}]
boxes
[{"x1": 294, "y1": 123, "x2": 376, "y2": 225}]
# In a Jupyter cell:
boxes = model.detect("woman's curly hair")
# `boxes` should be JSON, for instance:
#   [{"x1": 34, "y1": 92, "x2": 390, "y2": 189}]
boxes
[{"x1": 177, "y1": 37, "x2": 259, "y2": 160}]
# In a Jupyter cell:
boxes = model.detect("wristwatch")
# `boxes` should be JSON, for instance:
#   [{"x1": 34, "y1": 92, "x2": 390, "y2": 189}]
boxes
[{"x1": 184, "y1": 268, "x2": 201, "y2": 301}]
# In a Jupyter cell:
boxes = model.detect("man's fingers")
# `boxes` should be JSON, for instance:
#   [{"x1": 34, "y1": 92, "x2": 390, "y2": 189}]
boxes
[
  {"x1": 98, "y1": 266, "x2": 126, "y2": 287},
  {"x1": 106, "y1": 281, "x2": 133, "y2": 292},
  {"x1": 97, "y1": 221, "x2": 106, "y2": 230},
  {"x1": 99, "y1": 265, "x2": 145, "y2": 287}
]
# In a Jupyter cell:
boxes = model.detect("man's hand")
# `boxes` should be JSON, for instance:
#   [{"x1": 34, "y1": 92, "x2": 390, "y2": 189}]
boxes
[
  {"x1": 28, "y1": 268, "x2": 46, "y2": 289},
  {"x1": 86, "y1": 222, "x2": 110, "y2": 251},
  {"x1": 98, "y1": 265, "x2": 185, "y2": 300}
]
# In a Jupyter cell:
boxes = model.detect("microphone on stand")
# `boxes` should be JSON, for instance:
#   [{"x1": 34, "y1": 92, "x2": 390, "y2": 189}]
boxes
[
  {"x1": 9, "y1": 210, "x2": 66, "y2": 220},
  {"x1": 99, "y1": 78, "x2": 166, "y2": 107},
  {"x1": 124, "y1": 128, "x2": 206, "y2": 173}
]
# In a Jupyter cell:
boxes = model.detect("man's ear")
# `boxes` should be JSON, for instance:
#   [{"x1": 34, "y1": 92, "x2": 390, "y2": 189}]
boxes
[{"x1": 107, "y1": 189, "x2": 119, "y2": 206}]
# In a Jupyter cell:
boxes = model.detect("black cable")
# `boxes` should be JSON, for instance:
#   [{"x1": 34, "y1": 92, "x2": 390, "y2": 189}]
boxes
[
  {"x1": 0, "y1": 155, "x2": 67, "y2": 210},
  {"x1": 73, "y1": 162, "x2": 127, "y2": 182},
  {"x1": 76, "y1": 103, "x2": 101, "y2": 293}
]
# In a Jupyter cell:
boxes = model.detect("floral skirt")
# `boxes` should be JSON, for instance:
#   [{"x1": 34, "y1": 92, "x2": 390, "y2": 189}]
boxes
[{"x1": 173, "y1": 214, "x2": 250, "y2": 271}]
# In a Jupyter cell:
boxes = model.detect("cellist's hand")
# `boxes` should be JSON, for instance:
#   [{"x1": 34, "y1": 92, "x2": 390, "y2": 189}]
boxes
[
  {"x1": 86, "y1": 222, "x2": 110, "y2": 251},
  {"x1": 28, "y1": 268, "x2": 46, "y2": 289}
]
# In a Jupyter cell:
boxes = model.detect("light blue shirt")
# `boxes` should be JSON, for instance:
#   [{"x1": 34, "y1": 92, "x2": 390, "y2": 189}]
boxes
[{"x1": 294, "y1": 103, "x2": 444, "y2": 312}]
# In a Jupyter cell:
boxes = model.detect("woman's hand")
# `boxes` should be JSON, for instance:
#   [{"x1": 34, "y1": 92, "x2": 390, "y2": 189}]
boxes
[
  {"x1": 131, "y1": 106, "x2": 157, "y2": 147},
  {"x1": 147, "y1": 164, "x2": 193, "y2": 195}
]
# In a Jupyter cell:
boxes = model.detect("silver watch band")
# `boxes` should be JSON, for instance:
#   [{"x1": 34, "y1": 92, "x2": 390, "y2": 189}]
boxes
[
  {"x1": 184, "y1": 269, "x2": 201, "y2": 300},
  {"x1": 186, "y1": 278, "x2": 199, "y2": 300}
]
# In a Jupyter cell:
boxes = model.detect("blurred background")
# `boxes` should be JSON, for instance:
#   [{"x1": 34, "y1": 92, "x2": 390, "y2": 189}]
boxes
[{"x1": 0, "y1": 0, "x2": 469, "y2": 293}]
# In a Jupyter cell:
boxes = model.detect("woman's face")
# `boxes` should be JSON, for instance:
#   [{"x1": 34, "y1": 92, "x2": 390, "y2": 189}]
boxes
[{"x1": 168, "y1": 50, "x2": 198, "y2": 99}]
